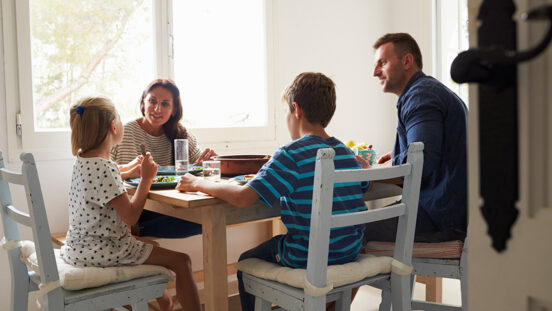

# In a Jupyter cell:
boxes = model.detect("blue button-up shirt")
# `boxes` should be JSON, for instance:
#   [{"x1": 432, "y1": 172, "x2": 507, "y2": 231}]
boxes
[{"x1": 392, "y1": 71, "x2": 467, "y2": 234}]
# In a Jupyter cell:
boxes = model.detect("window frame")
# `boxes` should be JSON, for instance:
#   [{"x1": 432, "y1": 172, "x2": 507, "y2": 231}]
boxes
[
  {"x1": 2, "y1": 0, "x2": 278, "y2": 161},
  {"x1": 432, "y1": 0, "x2": 469, "y2": 105}
]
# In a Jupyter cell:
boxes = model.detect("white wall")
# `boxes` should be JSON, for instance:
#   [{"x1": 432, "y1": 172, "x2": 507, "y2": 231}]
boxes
[{"x1": 0, "y1": 0, "x2": 434, "y2": 309}]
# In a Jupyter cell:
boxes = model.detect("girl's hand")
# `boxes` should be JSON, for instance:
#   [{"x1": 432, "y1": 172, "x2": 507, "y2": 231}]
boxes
[
  {"x1": 175, "y1": 173, "x2": 199, "y2": 192},
  {"x1": 140, "y1": 153, "x2": 158, "y2": 182},
  {"x1": 195, "y1": 148, "x2": 218, "y2": 165}
]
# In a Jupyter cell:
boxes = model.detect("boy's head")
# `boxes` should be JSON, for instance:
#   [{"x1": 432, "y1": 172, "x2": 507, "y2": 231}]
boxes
[
  {"x1": 70, "y1": 96, "x2": 118, "y2": 155},
  {"x1": 282, "y1": 72, "x2": 336, "y2": 128}
]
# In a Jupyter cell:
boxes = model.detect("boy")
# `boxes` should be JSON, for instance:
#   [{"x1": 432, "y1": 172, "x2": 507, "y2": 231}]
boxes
[{"x1": 176, "y1": 72, "x2": 370, "y2": 311}]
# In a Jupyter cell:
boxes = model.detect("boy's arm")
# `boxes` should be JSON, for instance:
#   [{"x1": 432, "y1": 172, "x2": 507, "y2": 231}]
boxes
[{"x1": 176, "y1": 174, "x2": 260, "y2": 208}]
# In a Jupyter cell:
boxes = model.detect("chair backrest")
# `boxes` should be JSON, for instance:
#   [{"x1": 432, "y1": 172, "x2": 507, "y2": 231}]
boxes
[
  {"x1": 0, "y1": 151, "x2": 64, "y2": 307},
  {"x1": 306, "y1": 142, "x2": 424, "y2": 297}
]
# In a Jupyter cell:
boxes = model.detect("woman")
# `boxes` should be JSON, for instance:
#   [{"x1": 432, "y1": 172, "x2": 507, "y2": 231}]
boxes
[{"x1": 112, "y1": 78, "x2": 216, "y2": 238}]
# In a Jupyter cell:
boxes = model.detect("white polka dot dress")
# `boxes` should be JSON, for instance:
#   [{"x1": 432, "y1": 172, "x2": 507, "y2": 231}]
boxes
[{"x1": 60, "y1": 156, "x2": 153, "y2": 267}]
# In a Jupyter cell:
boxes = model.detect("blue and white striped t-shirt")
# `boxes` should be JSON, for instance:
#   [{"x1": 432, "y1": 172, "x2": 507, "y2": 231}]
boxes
[{"x1": 247, "y1": 135, "x2": 370, "y2": 268}]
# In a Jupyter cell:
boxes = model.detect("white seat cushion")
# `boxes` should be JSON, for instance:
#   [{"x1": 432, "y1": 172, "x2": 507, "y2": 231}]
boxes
[
  {"x1": 236, "y1": 254, "x2": 411, "y2": 296},
  {"x1": 19, "y1": 240, "x2": 173, "y2": 290}
]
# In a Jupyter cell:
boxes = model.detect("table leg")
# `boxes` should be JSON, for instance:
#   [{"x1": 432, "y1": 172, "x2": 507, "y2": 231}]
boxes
[
  {"x1": 416, "y1": 275, "x2": 443, "y2": 302},
  {"x1": 268, "y1": 218, "x2": 286, "y2": 239},
  {"x1": 202, "y1": 205, "x2": 228, "y2": 311}
]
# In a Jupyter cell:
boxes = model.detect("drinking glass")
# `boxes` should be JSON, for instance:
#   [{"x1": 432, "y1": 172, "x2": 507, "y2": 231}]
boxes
[
  {"x1": 174, "y1": 139, "x2": 189, "y2": 175},
  {"x1": 202, "y1": 160, "x2": 221, "y2": 181}
]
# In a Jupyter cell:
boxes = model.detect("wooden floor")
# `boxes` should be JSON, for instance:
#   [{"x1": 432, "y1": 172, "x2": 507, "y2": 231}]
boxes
[
  {"x1": 148, "y1": 276, "x2": 241, "y2": 311},
  {"x1": 145, "y1": 277, "x2": 462, "y2": 311},
  {"x1": 350, "y1": 278, "x2": 462, "y2": 311}
]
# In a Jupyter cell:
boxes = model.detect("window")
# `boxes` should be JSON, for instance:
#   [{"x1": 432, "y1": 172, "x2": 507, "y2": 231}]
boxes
[
  {"x1": 171, "y1": 0, "x2": 273, "y2": 143},
  {"x1": 4, "y1": 0, "x2": 274, "y2": 160},
  {"x1": 28, "y1": 0, "x2": 154, "y2": 130},
  {"x1": 173, "y1": 0, "x2": 267, "y2": 129},
  {"x1": 433, "y1": 0, "x2": 469, "y2": 104}
]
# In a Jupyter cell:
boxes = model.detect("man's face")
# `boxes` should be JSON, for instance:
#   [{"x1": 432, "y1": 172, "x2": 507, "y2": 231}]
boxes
[{"x1": 373, "y1": 42, "x2": 407, "y2": 96}]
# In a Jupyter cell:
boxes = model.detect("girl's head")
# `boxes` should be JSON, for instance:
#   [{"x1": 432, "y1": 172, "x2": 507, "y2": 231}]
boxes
[
  {"x1": 70, "y1": 96, "x2": 119, "y2": 155},
  {"x1": 139, "y1": 79, "x2": 183, "y2": 130}
]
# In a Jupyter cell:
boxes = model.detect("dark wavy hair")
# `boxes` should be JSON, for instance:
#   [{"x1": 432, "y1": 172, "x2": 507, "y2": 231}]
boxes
[{"x1": 139, "y1": 79, "x2": 188, "y2": 161}]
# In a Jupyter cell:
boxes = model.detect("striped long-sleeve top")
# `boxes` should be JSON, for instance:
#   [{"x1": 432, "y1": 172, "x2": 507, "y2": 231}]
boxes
[
  {"x1": 247, "y1": 135, "x2": 370, "y2": 268},
  {"x1": 110, "y1": 119, "x2": 202, "y2": 166}
]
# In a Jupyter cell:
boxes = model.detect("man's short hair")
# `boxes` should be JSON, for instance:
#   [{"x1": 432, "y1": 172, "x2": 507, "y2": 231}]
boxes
[
  {"x1": 282, "y1": 72, "x2": 336, "y2": 128},
  {"x1": 373, "y1": 33, "x2": 423, "y2": 69}
]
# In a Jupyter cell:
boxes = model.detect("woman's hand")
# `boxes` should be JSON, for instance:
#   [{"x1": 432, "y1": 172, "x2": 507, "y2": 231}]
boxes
[
  {"x1": 128, "y1": 155, "x2": 144, "y2": 167},
  {"x1": 195, "y1": 148, "x2": 218, "y2": 165},
  {"x1": 175, "y1": 173, "x2": 199, "y2": 192},
  {"x1": 118, "y1": 155, "x2": 144, "y2": 179},
  {"x1": 119, "y1": 155, "x2": 143, "y2": 171},
  {"x1": 122, "y1": 164, "x2": 141, "y2": 179}
]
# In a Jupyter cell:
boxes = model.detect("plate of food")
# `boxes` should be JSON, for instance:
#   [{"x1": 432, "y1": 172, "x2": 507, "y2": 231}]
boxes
[
  {"x1": 125, "y1": 175, "x2": 180, "y2": 189},
  {"x1": 230, "y1": 174, "x2": 256, "y2": 185},
  {"x1": 157, "y1": 165, "x2": 203, "y2": 176}
]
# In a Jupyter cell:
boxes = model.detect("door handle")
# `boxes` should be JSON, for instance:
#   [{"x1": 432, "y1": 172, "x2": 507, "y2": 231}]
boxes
[{"x1": 451, "y1": 5, "x2": 552, "y2": 85}]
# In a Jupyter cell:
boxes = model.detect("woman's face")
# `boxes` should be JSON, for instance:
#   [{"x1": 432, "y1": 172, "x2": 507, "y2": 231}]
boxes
[{"x1": 142, "y1": 86, "x2": 174, "y2": 128}]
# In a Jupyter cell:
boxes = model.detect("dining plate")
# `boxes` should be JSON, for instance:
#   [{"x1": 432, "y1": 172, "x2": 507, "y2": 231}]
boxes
[
  {"x1": 230, "y1": 174, "x2": 256, "y2": 185},
  {"x1": 125, "y1": 175, "x2": 181, "y2": 189},
  {"x1": 158, "y1": 165, "x2": 203, "y2": 176}
]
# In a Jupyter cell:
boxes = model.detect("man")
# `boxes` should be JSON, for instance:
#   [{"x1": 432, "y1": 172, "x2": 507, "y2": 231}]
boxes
[{"x1": 366, "y1": 33, "x2": 467, "y2": 242}]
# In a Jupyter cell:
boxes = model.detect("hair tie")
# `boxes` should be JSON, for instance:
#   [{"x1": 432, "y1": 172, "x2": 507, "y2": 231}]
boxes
[{"x1": 76, "y1": 106, "x2": 85, "y2": 115}]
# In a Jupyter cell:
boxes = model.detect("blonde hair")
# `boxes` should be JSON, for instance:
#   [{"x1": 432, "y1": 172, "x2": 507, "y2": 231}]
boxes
[{"x1": 70, "y1": 96, "x2": 118, "y2": 155}]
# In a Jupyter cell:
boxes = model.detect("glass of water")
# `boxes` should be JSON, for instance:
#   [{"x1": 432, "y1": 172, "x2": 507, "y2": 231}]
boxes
[
  {"x1": 202, "y1": 160, "x2": 221, "y2": 181},
  {"x1": 174, "y1": 139, "x2": 189, "y2": 175}
]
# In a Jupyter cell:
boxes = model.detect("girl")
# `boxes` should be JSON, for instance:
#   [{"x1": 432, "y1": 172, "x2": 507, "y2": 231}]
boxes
[{"x1": 60, "y1": 96, "x2": 201, "y2": 311}]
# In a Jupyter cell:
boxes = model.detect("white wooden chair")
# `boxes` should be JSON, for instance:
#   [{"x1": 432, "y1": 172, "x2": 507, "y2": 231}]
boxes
[
  {"x1": 0, "y1": 151, "x2": 169, "y2": 311},
  {"x1": 378, "y1": 239, "x2": 468, "y2": 311},
  {"x1": 412, "y1": 239, "x2": 467, "y2": 311},
  {"x1": 239, "y1": 142, "x2": 424, "y2": 311}
]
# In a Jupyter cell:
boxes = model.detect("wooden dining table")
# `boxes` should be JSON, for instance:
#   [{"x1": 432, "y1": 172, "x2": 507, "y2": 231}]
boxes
[{"x1": 126, "y1": 186, "x2": 281, "y2": 311}]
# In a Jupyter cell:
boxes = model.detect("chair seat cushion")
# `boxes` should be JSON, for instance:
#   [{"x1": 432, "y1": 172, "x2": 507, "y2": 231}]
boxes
[
  {"x1": 19, "y1": 240, "x2": 173, "y2": 290},
  {"x1": 236, "y1": 254, "x2": 406, "y2": 295},
  {"x1": 364, "y1": 240, "x2": 464, "y2": 258}
]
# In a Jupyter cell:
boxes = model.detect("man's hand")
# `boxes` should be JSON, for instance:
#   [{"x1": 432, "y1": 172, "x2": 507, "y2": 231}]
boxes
[{"x1": 377, "y1": 151, "x2": 392, "y2": 164}]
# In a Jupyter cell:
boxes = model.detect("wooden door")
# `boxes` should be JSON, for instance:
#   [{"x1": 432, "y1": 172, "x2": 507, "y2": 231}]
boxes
[{"x1": 467, "y1": 0, "x2": 552, "y2": 310}]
